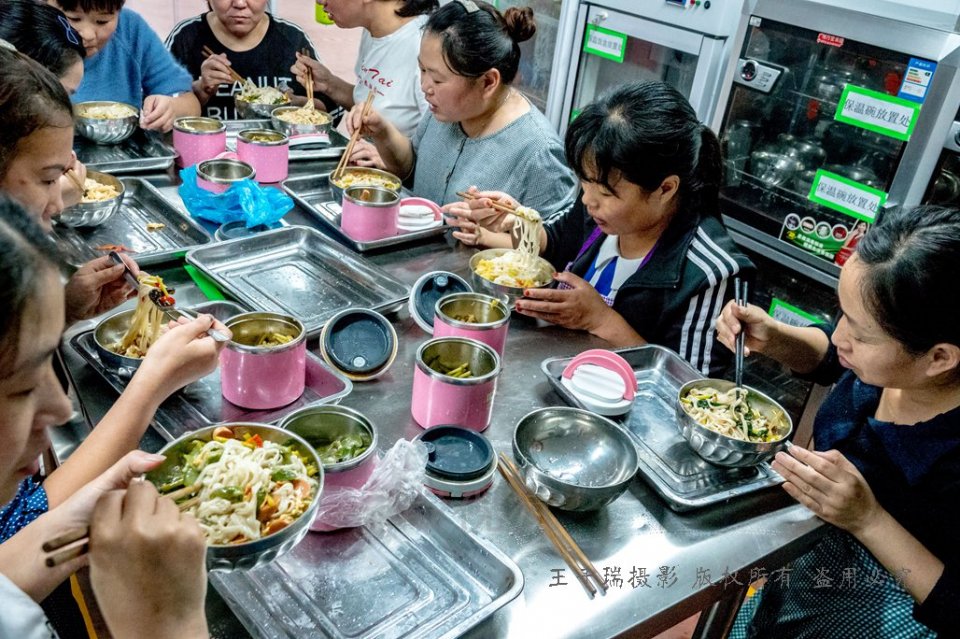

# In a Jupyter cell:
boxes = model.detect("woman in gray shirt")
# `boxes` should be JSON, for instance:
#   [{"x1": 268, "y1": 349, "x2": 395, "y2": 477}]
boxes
[{"x1": 345, "y1": 0, "x2": 576, "y2": 217}]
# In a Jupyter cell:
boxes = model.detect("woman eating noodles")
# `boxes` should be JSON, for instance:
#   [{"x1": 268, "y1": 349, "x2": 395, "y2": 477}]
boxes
[
  {"x1": 449, "y1": 81, "x2": 753, "y2": 376},
  {"x1": 346, "y1": 0, "x2": 576, "y2": 215},
  {"x1": 719, "y1": 205, "x2": 960, "y2": 638}
]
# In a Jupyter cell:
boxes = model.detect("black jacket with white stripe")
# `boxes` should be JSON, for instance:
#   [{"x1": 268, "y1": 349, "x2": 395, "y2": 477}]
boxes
[{"x1": 543, "y1": 196, "x2": 755, "y2": 377}]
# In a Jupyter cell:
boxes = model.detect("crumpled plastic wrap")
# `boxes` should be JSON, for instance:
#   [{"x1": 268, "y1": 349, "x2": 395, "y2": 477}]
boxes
[
  {"x1": 313, "y1": 438, "x2": 428, "y2": 531},
  {"x1": 178, "y1": 165, "x2": 292, "y2": 227}
]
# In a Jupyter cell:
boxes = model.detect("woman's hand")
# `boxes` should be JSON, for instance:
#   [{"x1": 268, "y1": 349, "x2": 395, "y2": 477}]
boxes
[
  {"x1": 348, "y1": 139, "x2": 386, "y2": 169},
  {"x1": 198, "y1": 52, "x2": 236, "y2": 96},
  {"x1": 89, "y1": 481, "x2": 208, "y2": 639},
  {"x1": 291, "y1": 52, "x2": 334, "y2": 95},
  {"x1": 716, "y1": 300, "x2": 778, "y2": 357},
  {"x1": 64, "y1": 254, "x2": 140, "y2": 325},
  {"x1": 772, "y1": 445, "x2": 885, "y2": 535},
  {"x1": 141, "y1": 94, "x2": 177, "y2": 132},
  {"x1": 443, "y1": 188, "x2": 518, "y2": 246},
  {"x1": 346, "y1": 103, "x2": 389, "y2": 140},
  {"x1": 132, "y1": 315, "x2": 231, "y2": 401},
  {"x1": 515, "y1": 271, "x2": 616, "y2": 332},
  {"x1": 60, "y1": 153, "x2": 87, "y2": 209}
]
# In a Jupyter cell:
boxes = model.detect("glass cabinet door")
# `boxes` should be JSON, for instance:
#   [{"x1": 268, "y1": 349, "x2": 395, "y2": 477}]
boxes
[{"x1": 718, "y1": 17, "x2": 927, "y2": 268}]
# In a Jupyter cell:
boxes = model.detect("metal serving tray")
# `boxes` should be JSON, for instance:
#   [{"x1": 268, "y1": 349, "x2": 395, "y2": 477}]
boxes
[
  {"x1": 74, "y1": 129, "x2": 176, "y2": 174},
  {"x1": 282, "y1": 174, "x2": 447, "y2": 252},
  {"x1": 69, "y1": 300, "x2": 352, "y2": 441},
  {"x1": 186, "y1": 226, "x2": 409, "y2": 337},
  {"x1": 224, "y1": 119, "x2": 349, "y2": 161},
  {"x1": 51, "y1": 178, "x2": 212, "y2": 268},
  {"x1": 542, "y1": 345, "x2": 784, "y2": 512},
  {"x1": 210, "y1": 489, "x2": 523, "y2": 639}
]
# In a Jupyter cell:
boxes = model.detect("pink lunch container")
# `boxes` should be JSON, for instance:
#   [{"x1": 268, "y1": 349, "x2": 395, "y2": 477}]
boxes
[
  {"x1": 279, "y1": 405, "x2": 378, "y2": 531},
  {"x1": 220, "y1": 312, "x2": 306, "y2": 410},
  {"x1": 341, "y1": 185, "x2": 399, "y2": 241},
  {"x1": 236, "y1": 128, "x2": 289, "y2": 184},
  {"x1": 173, "y1": 116, "x2": 226, "y2": 167},
  {"x1": 196, "y1": 158, "x2": 256, "y2": 194},
  {"x1": 412, "y1": 337, "x2": 502, "y2": 432},
  {"x1": 434, "y1": 292, "x2": 511, "y2": 357}
]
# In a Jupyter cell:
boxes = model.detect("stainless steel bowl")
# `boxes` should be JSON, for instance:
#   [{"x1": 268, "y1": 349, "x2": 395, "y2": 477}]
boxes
[
  {"x1": 93, "y1": 307, "x2": 145, "y2": 377},
  {"x1": 146, "y1": 423, "x2": 323, "y2": 571},
  {"x1": 57, "y1": 170, "x2": 125, "y2": 227},
  {"x1": 675, "y1": 379, "x2": 793, "y2": 468},
  {"x1": 234, "y1": 92, "x2": 290, "y2": 119},
  {"x1": 512, "y1": 407, "x2": 638, "y2": 512},
  {"x1": 329, "y1": 167, "x2": 401, "y2": 203},
  {"x1": 270, "y1": 105, "x2": 332, "y2": 137},
  {"x1": 468, "y1": 248, "x2": 553, "y2": 308},
  {"x1": 783, "y1": 140, "x2": 827, "y2": 170},
  {"x1": 279, "y1": 405, "x2": 378, "y2": 474},
  {"x1": 74, "y1": 101, "x2": 139, "y2": 145}
]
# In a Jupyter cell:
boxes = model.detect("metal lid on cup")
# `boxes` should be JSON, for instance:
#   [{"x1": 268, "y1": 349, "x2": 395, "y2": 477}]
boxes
[
  {"x1": 408, "y1": 271, "x2": 472, "y2": 334},
  {"x1": 319, "y1": 308, "x2": 397, "y2": 380}
]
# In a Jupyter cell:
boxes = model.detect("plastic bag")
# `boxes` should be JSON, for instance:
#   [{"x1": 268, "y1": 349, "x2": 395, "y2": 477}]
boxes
[
  {"x1": 313, "y1": 438, "x2": 428, "y2": 531},
  {"x1": 178, "y1": 165, "x2": 293, "y2": 228}
]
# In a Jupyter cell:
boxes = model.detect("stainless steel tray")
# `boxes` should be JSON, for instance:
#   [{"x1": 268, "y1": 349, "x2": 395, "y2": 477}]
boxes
[
  {"x1": 51, "y1": 178, "x2": 212, "y2": 268},
  {"x1": 186, "y1": 226, "x2": 409, "y2": 337},
  {"x1": 541, "y1": 345, "x2": 784, "y2": 511},
  {"x1": 282, "y1": 174, "x2": 447, "y2": 252},
  {"x1": 69, "y1": 300, "x2": 352, "y2": 441},
  {"x1": 225, "y1": 119, "x2": 348, "y2": 161},
  {"x1": 74, "y1": 129, "x2": 176, "y2": 174},
  {"x1": 210, "y1": 489, "x2": 523, "y2": 639}
]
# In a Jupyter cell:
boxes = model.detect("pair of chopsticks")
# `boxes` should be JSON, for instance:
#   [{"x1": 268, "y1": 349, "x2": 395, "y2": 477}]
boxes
[
  {"x1": 42, "y1": 483, "x2": 201, "y2": 568},
  {"x1": 65, "y1": 168, "x2": 86, "y2": 197},
  {"x1": 734, "y1": 277, "x2": 749, "y2": 390},
  {"x1": 300, "y1": 48, "x2": 314, "y2": 109},
  {"x1": 333, "y1": 92, "x2": 375, "y2": 181},
  {"x1": 497, "y1": 453, "x2": 606, "y2": 598},
  {"x1": 202, "y1": 45, "x2": 247, "y2": 85},
  {"x1": 455, "y1": 191, "x2": 539, "y2": 222}
]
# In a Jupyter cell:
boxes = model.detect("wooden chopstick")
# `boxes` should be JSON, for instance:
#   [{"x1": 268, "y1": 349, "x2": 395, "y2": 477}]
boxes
[
  {"x1": 43, "y1": 484, "x2": 202, "y2": 568},
  {"x1": 497, "y1": 452, "x2": 606, "y2": 597},
  {"x1": 456, "y1": 190, "x2": 517, "y2": 216},
  {"x1": 65, "y1": 168, "x2": 86, "y2": 196},
  {"x1": 300, "y1": 48, "x2": 314, "y2": 108},
  {"x1": 334, "y1": 92, "x2": 375, "y2": 181},
  {"x1": 202, "y1": 45, "x2": 247, "y2": 85}
]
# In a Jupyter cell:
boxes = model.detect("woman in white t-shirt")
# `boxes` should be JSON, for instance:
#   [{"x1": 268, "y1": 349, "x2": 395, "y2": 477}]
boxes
[{"x1": 292, "y1": 0, "x2": 437, "y2": 161}]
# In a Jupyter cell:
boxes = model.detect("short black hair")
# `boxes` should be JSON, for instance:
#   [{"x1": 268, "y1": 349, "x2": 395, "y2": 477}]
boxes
[
  {"x1": 856, "y1": 205, "x2": 960, "y2": 354},
  {"x1": 397, "y1": 0, "x2": 439, "y2": 18},
  {"x1": 565, "y1": 80, "x2": 722, "y2": 217},
  {"x1": 0, "y1": 0, "x2": 85, "y2": 78},
  {"x1": 52, "y1": 0, "x2": 125, "y2": 13}
]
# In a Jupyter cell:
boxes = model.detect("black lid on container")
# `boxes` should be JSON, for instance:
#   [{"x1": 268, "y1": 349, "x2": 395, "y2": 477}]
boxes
[
  {"x1": 409, "y1": 271, "x2": 471, "y2": 333},
  {"x1": 215, "y1": 220, "x2": 272, "y2": 242},
  {"x1": 415, "y1": 425, "x2": 495, "y2": 482},
  {"x1": 321, "y1": 308, "x2": 395, "y2": 375}
]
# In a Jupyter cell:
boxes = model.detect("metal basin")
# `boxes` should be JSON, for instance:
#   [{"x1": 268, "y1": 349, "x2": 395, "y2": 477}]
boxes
[
  {"x1": 512, "y1": 407, "x2": 638, "y2": 512},
  {"x1": 57, "y1": 170, "x2": 125, "y2": 227},
  {"x1": 468, "y1": 248, "x2": 553, "y2": 308},
  {"x1": 93, "y1": 307, "x2": 145, "y2": 377},
  {"x1": 270, "y1": 105, "x2": 332, "y2": 137},
  {"x1": 74, "y1": 101, "x2": 139, "y2": 145}
]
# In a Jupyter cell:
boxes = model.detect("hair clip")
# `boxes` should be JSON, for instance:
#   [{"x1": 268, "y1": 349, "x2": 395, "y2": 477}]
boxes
[
  {"x1": 457, "y1": 0, "x2": 480, "y2": 13},
  {"x1": 57, "y1": 15, "x2": 81, "y2": 47}
]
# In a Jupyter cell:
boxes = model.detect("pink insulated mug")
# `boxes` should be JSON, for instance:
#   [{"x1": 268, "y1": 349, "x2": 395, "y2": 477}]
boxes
[
  {"x1": 434, "y1": 292, "x2": 511, "y2": 357},
  {"x1": 220, "y1": 312, "x2": 306, "y2": 410},
  {"x1": 196, "y1": 158, "x2": 256, "y2": 193},
  {"x1": 412, "y1": 337, "x2": 501, "y2": 432},
  {"x1": 236, "y1": 128, "x2": 289, "y2": 184},
  {"x1": 173, "y1": 117, "x2": 226, "y2": 167},
  {"x1": 341, "y1": 185, "x2": 399, "y2": 241}
]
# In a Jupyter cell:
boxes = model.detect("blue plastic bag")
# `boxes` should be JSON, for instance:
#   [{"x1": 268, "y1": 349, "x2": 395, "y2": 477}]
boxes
[{"x1": 178, "y1": 165, "x2": 293, "y2": 228}]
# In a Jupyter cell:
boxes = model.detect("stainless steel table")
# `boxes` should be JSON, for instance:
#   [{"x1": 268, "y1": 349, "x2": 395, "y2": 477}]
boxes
[{"x1": 56, "y1": 166, "x2": 825, "y2": 639}]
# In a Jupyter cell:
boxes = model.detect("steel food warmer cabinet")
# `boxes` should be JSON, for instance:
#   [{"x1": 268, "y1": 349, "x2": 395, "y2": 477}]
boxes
[{"x1": 711, "y1": 0, "x2": 960, "y2": 287}]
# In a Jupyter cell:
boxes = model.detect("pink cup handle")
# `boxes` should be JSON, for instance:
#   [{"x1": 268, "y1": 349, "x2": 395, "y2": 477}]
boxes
[
  {"x1": 562, "y1": 349, "x2": 637, "y2": 401},
  {"x1": 215, "y1": 151, "x2": 239, "y2": 161},
  {"x1": 400, "y1": 197, "x2": 443, "y2": 221}
]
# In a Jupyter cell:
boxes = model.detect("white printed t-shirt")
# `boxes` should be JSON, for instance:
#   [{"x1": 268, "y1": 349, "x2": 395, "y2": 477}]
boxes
[
  {"x1": 353, "y1": 15, "x2": 429, "y2": 137},
  {"x1": 0, "y1": 572, "x2": 58, "y2": 638}
]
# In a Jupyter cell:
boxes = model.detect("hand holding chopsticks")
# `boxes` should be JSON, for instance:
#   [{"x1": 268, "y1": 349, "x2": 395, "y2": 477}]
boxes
[
  {"x1": 498, "y1": 453, "x2": 606, "y2": 598},
  {"x1": 201, "y1": 45, "x2": 248, "y2": 86},
  {"x1": 300, "y1": 48, "x2": 315, "y2": 109},
  {"x1": 455, "y1": 191, "x2": 540, "y2": 222},
  {"x1": 334, "y1": 91, "x2": 376, "y2": 181}
]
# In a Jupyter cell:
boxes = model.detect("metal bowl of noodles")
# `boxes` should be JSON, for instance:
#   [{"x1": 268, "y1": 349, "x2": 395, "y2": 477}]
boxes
[
  {"x1": 74, "y1": 101, "x2": 139, "y2": 144},
  {"x1": 468, "y1": 248, "x2": 553, "y2": 308},
  {"x1": 234, "y1": 90, "x2": 290, "y2": 119},
  {"x1": 146, "y1": 423, "x2": 323, "y2": 571},
  {"x1": 270, "y1": 105, "x2": 332, "y2": 137},
  {"x1": 512, "y1": 407, "x2": 639, "y2": 511},
  {"x1": 57, "y1": 170, "x2": 125, "y2": 227},
  {"x1": 93, "y1": 307, "x2": 145, "y2": 377},
  {"x1": 676, "y1": 378, "x2": 793, "y2": 467},
  {"x1": 329, "y1": 167, "x2": 402, "y2": 203}
]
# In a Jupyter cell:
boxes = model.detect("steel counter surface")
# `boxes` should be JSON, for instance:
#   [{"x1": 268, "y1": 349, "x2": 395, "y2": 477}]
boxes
[{"x1": 58, "y1": 170, "x2": 825, "y2": 639}]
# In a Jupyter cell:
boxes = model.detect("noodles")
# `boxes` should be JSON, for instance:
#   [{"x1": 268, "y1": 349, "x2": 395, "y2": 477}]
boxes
[
  {"x1": 475, "y1": 206, "x2": 547, "y2": 288},
  {"x1": 81, "y1": 177, "x2": 120, "y2": 203},
  {"x1": 155, "y1": 429, "x2": 318, "y2": 545},
  {"x1": 679, "y1": 386, "x2": 784, "y2": 443},
  {"x1": 331, "y1": 170, "x2": 400, "y2": 191},
  {"x1": 237, "y1": 85, "x2": 289, "y2": 106},
  {"x1": 109, "y1": 274, "x2": 171, "y2": 359},
  {"x1": 78, "y1": 103, "x2": 137, "y2": 119},
  {"x1": 275, "y1": 107, "x2": 330, "y2": 125}
]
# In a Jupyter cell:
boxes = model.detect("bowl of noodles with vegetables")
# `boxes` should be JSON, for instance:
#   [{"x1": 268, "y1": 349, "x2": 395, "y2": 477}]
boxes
[
  {"x1": 270, "y1": 104, "x2": 332, "y2": 137},
  {"x1": 676, "y1": 378, "x2": 793, "y2": 467},
  {"x1": 147, "y1": 423, "x2": 323, "y2": 571},
  {"x1": 58, "y1": 170, "x2": 125, "y2": 227},
  {"x1": 234, "y1": 84, "x2": 291, "y2": 119}
]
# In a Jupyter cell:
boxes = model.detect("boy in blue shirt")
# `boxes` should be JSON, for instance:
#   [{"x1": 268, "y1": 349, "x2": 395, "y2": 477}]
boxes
[{"x1": 49, "y1": 0, "x2": 200, "y2": 131}]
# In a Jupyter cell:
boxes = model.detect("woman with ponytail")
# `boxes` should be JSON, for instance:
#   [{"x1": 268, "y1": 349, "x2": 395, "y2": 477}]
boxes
[
  {"x1": 345, "y1": 0, "x2": 576, "y2": 216},
  {"x1": 450, "y1": 81, "x2": 753, "y2": 376}
]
